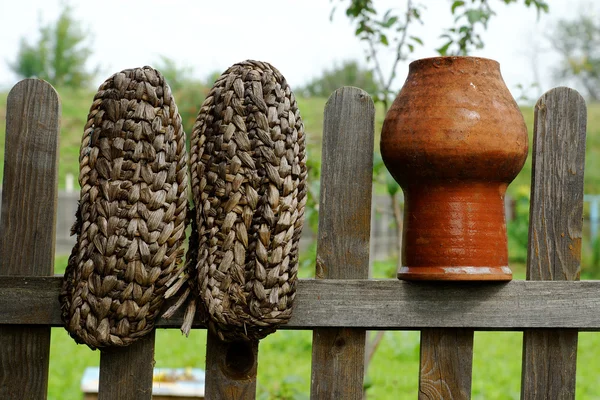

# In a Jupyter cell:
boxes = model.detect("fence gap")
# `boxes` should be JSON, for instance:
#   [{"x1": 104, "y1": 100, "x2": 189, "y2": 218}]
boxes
[
  {"x1": 310, "y1": 87, "x2": 375, "y2": 399},
  {"x1": 0, "y1": 79, "x2": 60, "y2": 399},
  {"x1": 521, "y1": 87, "x2": 587, "y2": 398}
]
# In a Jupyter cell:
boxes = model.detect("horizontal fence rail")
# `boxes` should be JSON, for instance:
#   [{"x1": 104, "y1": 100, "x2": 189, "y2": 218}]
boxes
[{"x1": 3, "y1": 276, "x2": 600, "y2": 330}]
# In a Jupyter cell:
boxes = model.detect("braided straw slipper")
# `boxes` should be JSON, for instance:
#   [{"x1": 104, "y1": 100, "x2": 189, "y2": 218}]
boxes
[
  {"x1": 60, "y1": 66, "x2": 189, "y2": 349},
  {"x1": 188, "y1": 60, "x2": 307, "y2": 341}
]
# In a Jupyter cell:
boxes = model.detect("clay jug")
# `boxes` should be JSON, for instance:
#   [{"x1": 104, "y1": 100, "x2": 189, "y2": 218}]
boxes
[{"x1": 381, "y1": 56, "x2": 528, "y2": 281}]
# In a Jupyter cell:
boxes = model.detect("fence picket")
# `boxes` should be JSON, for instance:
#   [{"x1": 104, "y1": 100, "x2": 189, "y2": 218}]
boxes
[
  {"x1": 521, "y1": 88, "x2": 587, "y2": 399},
  {"x1": 204, "y1": 332, "x2": 258, "y2": 399},
  {"x1": 310, "y1": 87, "x2": 374, "y2": 399},
  {"x1": 98, "y1": 331, "x2": 155, "y2": 400},
  {"x1": 0, "y1": 79, "x2": 60, "y2": 399},
  {"x1": 419, "y1": 328, "x2": 474, "y2": 399}
]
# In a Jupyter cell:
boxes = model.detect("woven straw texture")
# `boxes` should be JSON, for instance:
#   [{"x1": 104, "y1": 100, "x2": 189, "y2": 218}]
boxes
[
  {"x1": 189, "y1": 60, "x2": 307, "y2": 341},
  {"x1": 60, "y1": 66, "x2": 189, "y2": 349}
]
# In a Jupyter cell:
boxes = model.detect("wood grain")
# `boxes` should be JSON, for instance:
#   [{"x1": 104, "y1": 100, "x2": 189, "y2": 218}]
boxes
[
  {"x1": 419, "y1": 329, "x2": 473, "y2": 399},
  {"x1": 521, "y1": 88, "x2": 587, "y2": 399},
  {"x1": 419, "y1": 330, "x2": 474, "y2": 399},
  {"x1": 98, "y1": 330, "x2": 155, "y2": 400},
  {"x1": 5, "y1": 277, "x2": 600, "y2": 330},
  {"x1": 204, "y1": 332, "x2": 258, "y2": 399},
  {"x1": 310, "y1": 87, "x2": 374, "y2": 399},
  {"x1": 0, "y1": 79, "x2": 60, "y2": 273},
  {"x1": 418, "y1": 327, "x2": 474, "y2": 400},
  {"x1": 0, "y1": 79, "x2": 60, "y2": 400}
]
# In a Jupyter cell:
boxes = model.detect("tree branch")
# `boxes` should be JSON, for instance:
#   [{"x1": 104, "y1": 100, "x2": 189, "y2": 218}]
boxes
[{"x1": 385, "y1": 0, "x2": 413, "y2": 93}]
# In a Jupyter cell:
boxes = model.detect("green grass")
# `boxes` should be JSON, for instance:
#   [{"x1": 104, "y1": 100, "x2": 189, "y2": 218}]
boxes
[{"x1": 47, "y1": 329, "x2": 600, "y2": 399}]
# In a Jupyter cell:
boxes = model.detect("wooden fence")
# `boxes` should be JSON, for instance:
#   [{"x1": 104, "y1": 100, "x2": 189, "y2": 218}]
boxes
[{"x1": 0, "y1": 79, "x2": 592, "y2": 399}]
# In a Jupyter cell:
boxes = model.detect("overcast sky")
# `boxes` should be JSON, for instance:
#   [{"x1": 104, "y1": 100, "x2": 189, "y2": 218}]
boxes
[{"x1": 0, "y1": 0, "x2": 594, "y2": 100}]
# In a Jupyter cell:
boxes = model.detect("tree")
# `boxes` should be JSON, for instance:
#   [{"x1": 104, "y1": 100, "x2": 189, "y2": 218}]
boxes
[
  {"x1": 300, "y1": 60, "x2": 381, "y2": 98},
  {"x1": 550, "y1": 12, "x2": 600, "y2": 101},
  {"x1": 9, "y1": 4, "x2": 96, "y2": 88}
]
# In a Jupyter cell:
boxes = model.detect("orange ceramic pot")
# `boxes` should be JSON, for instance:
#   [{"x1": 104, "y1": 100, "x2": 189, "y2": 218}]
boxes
[{"x1": 381, "y1": 56, "x2": 528, "y2": 281}]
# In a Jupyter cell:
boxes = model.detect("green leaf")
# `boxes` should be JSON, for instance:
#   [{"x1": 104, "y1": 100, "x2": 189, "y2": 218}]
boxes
[
  {"x1": 436, "y1": 41, "x2": 453, "y2": 56},
  {"x1": 380, "y1": 34, "x2": 389, "y2": 45},
  {"x1": 384, "y1": 16, "x2": 399, "y2": 28},
  {"x1": 385, "y1": 170, "x2": 399, "y2": 196},
  {"x1": 355, "y1": 22, "x2": 374, "y2": 36},
  {"x1": 451, "y1": 0, "x2": 465, "y2": 14},
  {"x1": 466, "y1": 9, "x2": 485, "y2": 25},
  {"x1": 409, "y1": 36, "x2": 423, "y2": 45}
]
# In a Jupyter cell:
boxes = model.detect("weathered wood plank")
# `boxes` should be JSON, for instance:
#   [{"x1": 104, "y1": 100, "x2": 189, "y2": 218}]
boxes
[
  {"x1": 0, "y1": 79, "x2": 60, "y2": 273},
  {"x1": 204, "y1": 332, "x2": 258, "y2": 399},
  {"x1": 419, "y1": 330, "x2": 474, "y2": 398},
  {"x1": 5, "y1": 277, "x2": 600, "y2": 330},
  {"x1": 419, "y1": 329, "x2": 473, "y2": 399},
  {"x1": 310, "y1": 87, "x2": 374, "y2": 400},
  {"x1": 98, "y1": 331, "x2": 155, "y2": 400},
  {"x1": 521, "y1": 87, "x2": 587, "y2": 399},
  {"x1": 0, "y1": 79, "x2": 60, "y2": 400}
]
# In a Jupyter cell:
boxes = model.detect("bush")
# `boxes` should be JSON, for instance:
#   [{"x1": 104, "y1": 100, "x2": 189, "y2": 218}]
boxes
[
  {"x1": 171, "y1": 82, "x2": 210, "y2": 134},
  {"x1": 299, "y1": 60, "x2": 380, "y2": 99}
]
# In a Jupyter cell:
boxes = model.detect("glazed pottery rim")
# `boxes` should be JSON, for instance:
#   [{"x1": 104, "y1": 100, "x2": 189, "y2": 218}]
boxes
[{"x1": 409, "y1": 56, "x2": 500, "y2": 69}]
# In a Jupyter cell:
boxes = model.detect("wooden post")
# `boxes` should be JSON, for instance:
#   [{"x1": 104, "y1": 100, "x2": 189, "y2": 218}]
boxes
[
  {"x1": 98, "y1": 331, "x2": 156, "y2": 400},
  {"x1": 419, "y1": 328, "x2": 474, "y2": 399},
  {"x1": 0, "y1": 79, "x2": 60, "y2": 399},
  {"x1": 521, "y1": 88, "x2": 587, "y2": 399},
  {"x1": 310, "y1": 87, "x2": 375, "y2": 399},
  {"x1": 204, "y1": 332, "x2": 258, "y2": 399}
]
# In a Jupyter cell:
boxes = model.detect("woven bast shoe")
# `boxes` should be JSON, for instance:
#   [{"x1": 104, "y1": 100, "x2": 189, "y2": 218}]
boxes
[
  {"x1": 60, "y1": 66, "x2": 189, "y2": 349},
  {"x1": 188, "y1": 60, "x2": 307, "y2": 342}
]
